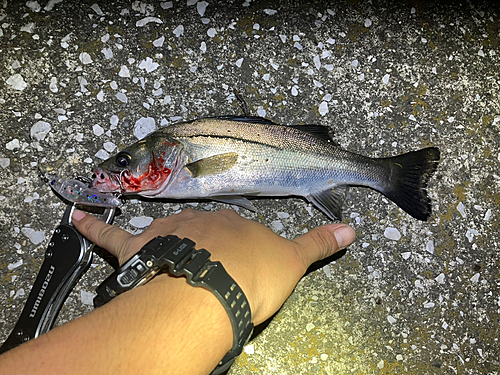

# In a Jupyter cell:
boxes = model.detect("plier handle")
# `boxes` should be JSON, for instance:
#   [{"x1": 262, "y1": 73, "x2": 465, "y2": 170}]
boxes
[{"x1": 0, "y1": 204, "x2": 115, "y2": 354}]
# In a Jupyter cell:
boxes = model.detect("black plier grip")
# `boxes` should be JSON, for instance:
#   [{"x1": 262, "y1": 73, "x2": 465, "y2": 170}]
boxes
[{"x1": 0, "y1": 205, "x2": 115, "y2": 354}]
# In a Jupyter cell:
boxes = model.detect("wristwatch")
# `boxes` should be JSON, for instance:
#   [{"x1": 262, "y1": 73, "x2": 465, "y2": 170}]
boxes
[{"x1": 94, "y1": 235, "x2": 254, "y2": 375}]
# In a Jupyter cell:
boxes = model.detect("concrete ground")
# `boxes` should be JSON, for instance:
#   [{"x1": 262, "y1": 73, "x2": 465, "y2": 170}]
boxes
[{"x1": 1, "y1": 0, "x2": 499, "y2": 374}]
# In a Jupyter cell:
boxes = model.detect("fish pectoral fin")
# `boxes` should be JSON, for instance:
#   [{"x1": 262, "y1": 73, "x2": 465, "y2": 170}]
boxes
[
  {"x1": 185, "y1": 152, "x2": 238, "y2": 178},
  {"x1": 288, "y1": 125, "x2": 338, "y2": 145},
  {"x1": 212, "y1": 195, "x2": 257, "y2": 211},
  {"x1": 307, "y1": 186, "x2": 349, "y2": 221}
]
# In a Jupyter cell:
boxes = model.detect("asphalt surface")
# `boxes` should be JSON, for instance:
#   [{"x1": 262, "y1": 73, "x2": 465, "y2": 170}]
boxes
[{"x1": 1, "y1": 1, "x2": 499, "y2": 374}]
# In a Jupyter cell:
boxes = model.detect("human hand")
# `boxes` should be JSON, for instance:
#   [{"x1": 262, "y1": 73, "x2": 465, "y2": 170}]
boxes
[{"x1": 72, "y1": 209, "x2": 355, "y2": 325}]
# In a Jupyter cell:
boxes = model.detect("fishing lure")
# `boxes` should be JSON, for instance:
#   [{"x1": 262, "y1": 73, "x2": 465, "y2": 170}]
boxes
[{"x1": 45, "y1": 173, "x2": 122, "y2": 208}]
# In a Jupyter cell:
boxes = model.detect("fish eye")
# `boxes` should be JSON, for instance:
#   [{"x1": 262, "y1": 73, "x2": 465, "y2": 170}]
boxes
[{"x1": 115, "y1": 152, "x2": 132, "y2": 167}]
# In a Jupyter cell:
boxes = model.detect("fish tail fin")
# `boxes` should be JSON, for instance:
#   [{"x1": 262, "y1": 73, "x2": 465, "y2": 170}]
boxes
[{"x1": 378, "y1": 147, "x2": 440, "y2": 221}]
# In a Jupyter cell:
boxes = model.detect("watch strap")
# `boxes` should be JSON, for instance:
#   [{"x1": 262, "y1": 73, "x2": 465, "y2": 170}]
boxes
[{"x1": 94, "y1": 235, "x2": 254, "y2": 374}]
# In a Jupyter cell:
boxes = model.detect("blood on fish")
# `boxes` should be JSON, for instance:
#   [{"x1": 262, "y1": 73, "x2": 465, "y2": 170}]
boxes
[{"x1": 120, "y1": 153, "x2": 171, "y2": 192}]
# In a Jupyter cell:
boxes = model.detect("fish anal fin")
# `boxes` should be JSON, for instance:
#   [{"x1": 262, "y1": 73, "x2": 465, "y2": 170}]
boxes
[
  {"x1": 289, "y1": 125, "x2": 338, "y2": 145},
  {"x1": 186, "y1": 152, "x2": 238, "y2": 178},
  {"x1": 212, "y1": 195, "x2": 257, "y2": 211},
  {"x1": 307, "y1": 185, "x2": 349, "y2": 220}
]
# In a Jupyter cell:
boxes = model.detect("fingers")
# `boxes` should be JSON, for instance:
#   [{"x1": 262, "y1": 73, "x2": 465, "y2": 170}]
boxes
[
  {"x1": 293, "y1": 224, "x2": 356, "y2": 269},
  {"x1": 72, "y1": 210, "x2": 134, "y2": 259}
]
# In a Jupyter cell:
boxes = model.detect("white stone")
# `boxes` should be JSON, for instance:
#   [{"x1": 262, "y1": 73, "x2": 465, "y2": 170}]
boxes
[
  {"x1": 97, "y1": 90, "x2": 104, "y2": 101},
  {"x1": 130, "y1": 216, "x2": 154, "y2": 228},
  {"x1": 103, "y1": 142, "x2": 116, "y2": 152},
  {"x1": 95, "y1": 149, "x2": 110, "y2": 160},
  {"x1": 435, "y1": 273, "x2": 445, "y2": 284},
  {"x1": 30, "y1": 121, "x2": 51, "y2": 141},
  {"x1": 136, "y1": 17, "x2": 162, "y2": 27},
  {"x1": 382, "y1": 74, "x2": 390, "y2": 84},
  {"x1": 484, "y1": 209, "x2": 492, "y2": 221},
  {"x1": 470, "y1": 273, "x2": 480, "y2": 283},
  {"x1": 264, "y1": 9, "x2": 277, "y2": 15},
  {"x1": 102, "y1": 47, "x2": 113, "y2": 59},
  {"x1": 139, "y1": 57, "x2": 159, "y2": 72},
  {"x1": 93, "y1": 124, "x2": 104, "y2": 136},
  {"x1": 236, "y1": 58, "x2": 244, "y2": 67},
  {"x1": 8, "y1": 259, "x2": 23, "y2": 270},
  {"x1": 6, "y1": 139, "x2": 20, "y2": 150},
  {"x1": 21, "y1": 22, "x2": 35, "y2": 33},
  {"x1": 207, "y1": 28, "x2": 217, "y2": 37},
  {"x1": 79, "y1": 52, "x2": 92, "y2": 64},
  {"x1": 423, "y1": 301, "x2": 435, "y2": 308},
  {"x1": 377, "y1": 360, "x2": 384, "y2": 369},
  {"x1": 153, "y1": 36, "x2": 165, "y2": 47},
  {"x1": 365, "y1": 18, "x2": 372, "y2": 27},
  {"x1": 384, "y1": 227, "x2": 401, "y2": 241},
  {"x1": 110, "y1": 115, "x2": 119, "y2": 127},
  {"x1": 313, "y1": 55, "x2": 321, "y2": 70},
  {"x1": 0, "y1": 158, "x2": 10, "y2": 168},
  {"x1": 271, "y1": 220, "x2": 283, "y2": 231},
  {"x1": 80, "y1": 290, "x2": 95, "y2": 305},
  {"x1": 115, "y1": 92, "x2": 128, "y2": 103},
  {"x1": 387, "y1": 315, "x2": 396, "y2": 324},
  {"x1": 26, "y1": 1, "x2": 41, "y2": 12},
  {"x1": 134, "y1": 117, "x2": 156, "y2": 140},
  {"x1": 306, "y1": 323, "x2": 315, "y2": 332},
  {"x1": 457, "y1": 202, "x2": 466, "y2": 218},
  {"x1": 14, "y1": 289, "x2": 25, "y2": 299},
  {"x1": 200, "y1": 41, "x2": 206, "y2": 53},
  {"x1": 6, "y1": 74, "x2": 27, "y2": 91},
  {"x1": 173, "y1": 25, "x2": 184, "y2": 37},
  {"x1": 44, "y1": 0, "x2": 62, "y2": 11},
  {"x1": 426, "y1": 240, "x2": 434, "y2": 254},
  {"x1": 118, "y1": 65, "x2": 130, "y2": 78},
  {"x1": 21, "y1": 227, "x2": 45, "y2": 245},
  {"x1": 49, "y1": 77, "x2": 58, "y2": 92},
  {"x1": 91, "y1": 3, "x2": 104, "y2": 15},
  {"x1": 319, "y1": 101, "x2": 328, "y2": 116},
  {"x1": 160, "y1": 2, "x2": 173, "y2": 9},
  {"x1": 197, "y1": 1, "x2": 208, "y2": 17},
  {"x1": 466, "y1": 228, "x2": 479, "y2": 243}
]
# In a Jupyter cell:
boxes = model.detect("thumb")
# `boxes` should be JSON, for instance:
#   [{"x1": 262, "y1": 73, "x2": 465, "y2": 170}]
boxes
[
  {"x1": 72, "y1": 209, "x2": 134, "y2": 260},
  {"x1": 293, "y1": 224, "x2": 355, "y2": 266}
]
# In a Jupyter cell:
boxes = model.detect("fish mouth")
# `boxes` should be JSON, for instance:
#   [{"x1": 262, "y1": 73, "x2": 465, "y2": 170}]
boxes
[{"x1": 91, "y1": 168, "x2": 123, "y2": 193}]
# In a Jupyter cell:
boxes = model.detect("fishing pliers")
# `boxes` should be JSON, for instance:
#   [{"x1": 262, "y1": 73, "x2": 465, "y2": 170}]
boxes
[{"x1": 0, "y1": 204, "x2": 116, "y2": 353}]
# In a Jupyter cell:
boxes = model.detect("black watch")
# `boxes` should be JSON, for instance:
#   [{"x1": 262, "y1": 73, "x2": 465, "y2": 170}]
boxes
[{"x1": 94, "y1": 235, "x2": 254, "y2": 375}]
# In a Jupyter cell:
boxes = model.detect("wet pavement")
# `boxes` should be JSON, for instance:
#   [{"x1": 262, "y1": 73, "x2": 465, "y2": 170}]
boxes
[{"x1": 1, "y1": 1, "x2": 499, "y2": 374}]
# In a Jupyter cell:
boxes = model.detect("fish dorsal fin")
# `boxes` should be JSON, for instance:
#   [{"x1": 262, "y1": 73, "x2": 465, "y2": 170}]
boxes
[
  {"x1": 306, "y1": 185, "x2": 349, "y2": 220},
  {"x1": 185, "y1": 152, "x2": 238, "y2": 178},
  {"x1": 288, "y1": 125, "x2": 338, "y2": 145},
  {"x1": 215, "y1": 115, "x2": 279, "y2": 125}
]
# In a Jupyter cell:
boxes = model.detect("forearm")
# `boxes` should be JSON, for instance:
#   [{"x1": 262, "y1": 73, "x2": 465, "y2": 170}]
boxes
[{"x1": 0, "y1": 274, "x2": 233, "y2": 375}]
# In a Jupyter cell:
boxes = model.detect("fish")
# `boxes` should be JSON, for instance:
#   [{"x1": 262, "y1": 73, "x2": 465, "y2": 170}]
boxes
[{"x1": 91, "y1": 115, "x2": 440, "y2": 221}]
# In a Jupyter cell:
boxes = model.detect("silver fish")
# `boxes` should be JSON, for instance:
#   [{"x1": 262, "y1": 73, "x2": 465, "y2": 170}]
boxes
[{"x1": 91, "y1": 116, "x2": 440, "y2": 220}]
